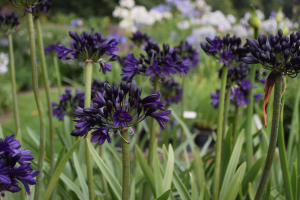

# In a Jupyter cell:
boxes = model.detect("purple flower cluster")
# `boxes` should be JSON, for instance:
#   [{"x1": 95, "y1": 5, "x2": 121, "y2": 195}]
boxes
[
  {"x1": 174, "y1": 41, "x2": 200, "y2": 68},
  {"x1": 210, "y1": 80, "x2": 263, "y2": 108},
  {"x1": 201, "y1": 34, "x2": 250, "y2": 66},
  {"x1": 122, "y1": 42, "x2": 190, "y2": 82},
  {"x1": 130, "y1": 31, "x2": 154, "y2": 47},
  {"x1": 44, "y1": 43, "x2": 58, "y2": 55},
  {"x1": 55, "y1": 31, "x2": 119, "y2": 74},
  {"x1": 0, "y1": 11, "x2": 20, "y2": 32},
  {"x1": 0, "y1": 134, "x2": 39, "y2": 196},
  {"x1": 52, "y1": 89, "x2": 85, "y2": 121},
  {"x1": 71, "y1": 80, "x2": 171, "y2": 145},
  {"x1": 243, "y1": 29, "x2": 300, "y2": 78},
  {"x1": 160, "y1": 78, "x2": 182, "y2": 107},
  {"x1": 90, "y1": 79, "x2": 108, "y2": 96},
  {"x1": 32, "y1": 0, "x2": 51, "y2": 18}
]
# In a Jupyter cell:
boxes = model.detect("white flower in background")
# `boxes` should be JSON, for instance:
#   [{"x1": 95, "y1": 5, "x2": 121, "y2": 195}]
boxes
[
  {"x1": 0, "y1": 53, "x2": 9, "y2": 75},
  {"x1": 261, "y1": 18, "x2": 277, "y2": 34},
  {"x1": 163, "y1": 12, "x2": 172, "y2": 19},
  {"x1": 227, "y1": 14, "x2": 236, "y2": 24},
  {"x1": 195, "y1": 0, "x2": 211, "y2": 13},
  {"x1": 119, "y1": 0, "x2": 135, "y2": 9},
  {"x1": 200, "y1": 11, "x2": 231, "y2": 32},
  {"x1": 119, "y1": 18, "x2": 137, "y2": 32},
  {"x1": 190, "y1": 18, "x2": 201, "y2": 25},
  {"x1": 177, "y1": 20, "x2": 190, "y2": 30},
  {"x1": 149, "y1": 10, "x2": 163, "y2": 21},
  {"x1": 186, "y1": 26, "x2": 216, "y2": 47},
  {"x1": 113, "y1": 6, "x2": 129, "y2": 18},
  {"x1": 232, "y1": 24, "x2": 252, "y2": 37}
]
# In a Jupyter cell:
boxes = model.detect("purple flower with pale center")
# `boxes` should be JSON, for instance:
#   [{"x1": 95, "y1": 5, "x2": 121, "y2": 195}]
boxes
[
  {"x1": 91, "y1": 127, "x2": 111, "y2": 145},
  {"x1": 112, "y1": 110, "x2": 133, "y2": 128},
  {"x1": 121, "y1": 53, "x2": 143, "y2": 82},
  {"x1": 146, "y1": 61, "x2": 162, "y2": 77},
  {"x1": 210, "y1": 39, "x2": 223, "y2": 52},
  {"x1": 150, "y1": 110, "x2": 171, "y2": 130},
  {"x1": 219, "y1": 51, "x2": 234, "y2": 66}
]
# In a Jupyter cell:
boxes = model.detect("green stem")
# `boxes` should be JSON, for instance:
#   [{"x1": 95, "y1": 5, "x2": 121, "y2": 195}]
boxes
[
  {"x1": 254, "y1": 73, "x2": 282, "y2": 200},
  {"x1": 34, "y1": 18, "x2": 55, "y2": 175},
  {"x1": 84, "y1": 61, "x2": 94, "y2": 200},
  {"x1": 232, "y1": 105, "x2": 240, "y2": 145},
  {"x1": 212, "y1": 65, "x2": 228, "y2": 200},
  {"x1": 100, "y1": 145, "x2": 108, "y2": 200},
  {"x1": 122, "y1": 128, "x2": 130, "y2": 200},
  {"x1": 144, "y1": 77, "x2": 159, "y2": 199},
  {"x1": 278, "y1": 89, "x2": 293, "y2": 200},
  {"x1": 222, "y1": 86, "x2": 231, "y2": 139},
  {"x1": 179, "y1": 76, "x2": 185, "y2": 145},
  {"x1": 26, "y1": 11, "x2": 46, "y2": 200},
  {"x1": 53, "y1": 54, "x2": 62, "y2": 95},
  {"x1": 8, "y1": 33, "x2": 21, "y2": 142}
]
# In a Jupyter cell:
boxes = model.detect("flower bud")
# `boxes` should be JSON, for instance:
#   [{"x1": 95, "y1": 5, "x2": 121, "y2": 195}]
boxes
[
  {"x1": 104, "y1": 84, "x2": 112, "y2": 100},
  {"x1": 163, "y1": 43, "x2": 170, "y2": 55},
  {"x1": 129, "y1": 96, "x2": 134, "y2": 106},
  {"x1": 206, "y1": 37, "x2": 212, "y2": 44},
  {"x1": 106, "y1": 100, "x2": 113, "y2": 113},
  {"x1": 137, "y1": 103, "x2": 143, "y2": 116},
  {"x1": 145, "y1": 104, "x2": 157, "y2": 116},
  {"x1": 83, "y1": 107, "x2": 98, "y2": 114},
  {"x1": 284, "y1": 49, "x2": 289, "y2": 60},
  {"x1": 248, "y1": 5, "x2": 261, "y2": 29},
  {"x1": 112, "y1": 84, "x2": 119, "y2": 98},
  {"x1": 290, "y1": 32, "x2": 297, "y2": 44},
  {"x1": 286, "y1": 61, "x2": 292, "y2": 70},
  {"x1": 135, "y1": 86, "x2": 142, "y2": 99},
  {"x1": 103, "y1": 106, "x2": 108, "y2": 118},
  {"x1": 118, "y1": 90, "x2": 124, "y2": 102},
  {"x1": 130, "y1": 80, "x2": 137, "y2": 97},
  {"x1": 278, "y1": 29, "x2": 283, "y2": 38}
]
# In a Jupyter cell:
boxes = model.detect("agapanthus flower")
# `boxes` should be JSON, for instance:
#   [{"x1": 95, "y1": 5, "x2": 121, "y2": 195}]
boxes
[
  {"x1": 130, "y1": 31, "x2": 153, "y2": 47},
  {"x1": 9, "y1": 0, "x2": 40, "y2": 11},
  {"x1": 32, "y1": 0, "x2": 51, "y2": 18},
  {"x1": 44, "y1": 43, "x2": 58, "y2": 55},
  {"x1": 201, "y1": 34, "x2": 250, "y2": 66},
  {"x1": 55, "y1": 31, "x2": 119, "y2": 74},
  {"x1": 210, "y1": 80, "x2": 263, "y2": 108},
  {"x1": 0, "y1": 134, "x2": 39, "y2": 196},
  {"x1": 243, "y1": 29, "x2": 300, "y2": 78},
  {"x1": 122, "y1": 42, "x2": 190, "y2": 81},
  {"x1": 107, "y1": 34, "x2": 127, "y2": 45},
  {"x1": 52, "y1": 89, "x2": 85, "y2": 121},
  {"x1": 90, "y1": 79, "x2": 108, "y2": 96},
  {"x1": 160, "y1": 78, "x2": 182, "y2": 107},
  {"x1": 0, "y1": 11, "x2": 20, "y2": 32},
  {"x1": 71, "y1": 80, "x2": 171, "y2": 145},
  {"x1": 174, "y1": 41, "x2": 200, "y2": 68}
]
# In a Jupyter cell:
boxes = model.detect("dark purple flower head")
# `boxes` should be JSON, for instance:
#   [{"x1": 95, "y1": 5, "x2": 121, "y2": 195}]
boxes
[
  {"x1": 243, "y1": 29, "x2": 300, "y2": 78},
  {"x1": 32, "y1": 0, "x2": 51, "y2": 18},
  {"x1": 160, "y1": 78, "x2": 182, "y2": 107},
  {"x1": 210, "y1": 89, "x2": 234, "y2": 109},
  {"x1": 219, "y1": 51, "x2": 234, "y2": 66},
  {"x1": 44, "y1": 43, "x2": 58, "y2": 55},
  {"x1": 71, "y1": 80, "x2": 171, "y2": 145},
  {"x1": 55, "y1": 31, "x2": 119, "y2": 74},
  {"x1": 52, "y1": 89, "x2": 85, "y2": 121},
  {"x1": 122, "y1": 41, "x2": 190, "y2": 81},
  {"x1": 174, "y1": 41, "x2": 200, "y2": 68},
  {"x1": 130, "y1": 31, "x2": 153, "y2": 47},
  {"x1": 0, "y1": 11, "x2": 20, "y2": 32},
  {"x1": 201, "y1": 34, "x2": 250, "y2": 67},
  {"x1": 0, "y1": 134, "x2": 39, "y2": 196}
]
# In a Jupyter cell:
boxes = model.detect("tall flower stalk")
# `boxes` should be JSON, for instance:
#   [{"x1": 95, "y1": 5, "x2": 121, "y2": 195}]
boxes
[
  {"x1": 243, "y1": 29, "x2": 300, "y2": 200},
  {"x1": 0, "y1": 11, "x2": 21, "y2": 142},
  {"x1": 121, "y1": 128, "x2": 130, "y2": 200},
  {"x1": 245, "y1": 4, "x2": 261, "y2": 169},
  {"x1": 34, "y1": 17, "x2": 55, "y2": 175},
  {"x1": 8, "y1": 33, "x2": 21, "y2": 142},
  {"x1": 26, "y1": 10, "x2": 46, "y2": 200}
]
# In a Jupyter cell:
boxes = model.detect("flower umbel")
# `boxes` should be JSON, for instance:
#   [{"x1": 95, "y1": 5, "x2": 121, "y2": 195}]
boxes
[
  {"x1": 71, "y1": 80, "x2": 171, "y2": 145},
  {"x1": 0, "y1": 134, "x2": 39, "y2": 196},
  {"x1": 55, "y1": 31, "x2": 119, "y2": 74},
  {"x1": 0, "y1": 11, "x2": 20, "y2": 33}
]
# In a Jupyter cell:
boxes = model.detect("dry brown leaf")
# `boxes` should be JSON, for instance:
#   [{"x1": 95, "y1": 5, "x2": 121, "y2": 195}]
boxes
[{"x1": 263, "y1": 72, "x2": 276, "y2": 127}]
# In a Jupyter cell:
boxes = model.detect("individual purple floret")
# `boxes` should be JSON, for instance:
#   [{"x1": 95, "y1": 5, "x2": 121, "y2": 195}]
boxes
[
  {"x1": 44, "y1": 43, "x2": 58, "y2": 55},
  {"x1": 0, "y1": 134, "x2": 39, "y2": 197},
  {"x1": 71, "y1": 80, "x2": 171, "y2": 145},
  {"x1": 52, "y1": 89, "x2": 85, "y2": 121},
  {"x1": 0, "y1": 11, "x2": 20, "y2": 32},
  {"x1": 55, "y1": 31, "x2": 119, "y2": 74},
  {"x1": 122, "y1": 42, "x2": 190, "y2": 81}
]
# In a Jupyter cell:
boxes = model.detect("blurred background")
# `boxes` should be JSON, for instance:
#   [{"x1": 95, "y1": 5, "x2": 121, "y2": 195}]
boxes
[{"x1": 0, "y1": 0, "x2": 299, "y2": 147}]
